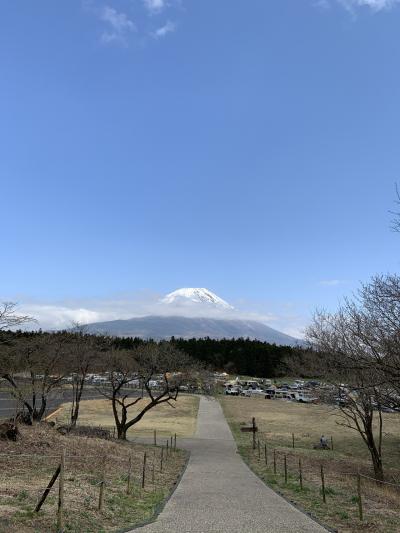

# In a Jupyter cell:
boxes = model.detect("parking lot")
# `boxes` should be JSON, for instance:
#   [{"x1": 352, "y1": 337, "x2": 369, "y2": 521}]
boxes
[{"x1": 0, "y1": 387, "x2": 140, "y2": 420}]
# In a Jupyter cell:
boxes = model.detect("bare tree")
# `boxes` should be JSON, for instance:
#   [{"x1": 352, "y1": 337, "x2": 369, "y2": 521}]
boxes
[
  {"x1": 306, "y1": 307, "x2": 386, "y2": 480},
  {"x1": 335, "y1": 384, "x2": 384, "y2": 481},
  {"x1": 99, "y1": 343, "x2": 200, "y2": 440},
  {"x1": 355, "y1": 275, "x2": 400, "y2": 409},
  {"x1": 65, "y1": 325, "x2": 109, "y2": 428},
  {"x1": 0, "y1": 302, "x2": 34, "y2": 331},
  {"x1": 391, "y1": 183, "x2": 400, "y2": 232},
  {"x1": 0, "y1": 332, "x2": 69, "y2": 422}
]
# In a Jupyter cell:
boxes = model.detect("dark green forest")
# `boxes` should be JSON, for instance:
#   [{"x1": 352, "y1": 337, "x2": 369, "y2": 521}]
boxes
[
  {"x1": 116, "y1": 336, "x2": 308, "y2": 378},
  {"x1": 1, "y1": 331, "x2": 308, "y2": 379}
]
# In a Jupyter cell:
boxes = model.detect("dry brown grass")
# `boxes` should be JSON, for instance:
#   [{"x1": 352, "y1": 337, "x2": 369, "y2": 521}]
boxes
[
  {"x1": 0, "y1": 423, "x2": 187, "y2": 532},
  {"x1": 221, "y1": 396, "x2": 400, "y2": 533},
  {"x1": 222, "y1": 396, "x2": 400, "y2": 468},
  {"x1": 56, "y1": 394, "x2": 200, "y2": 438}
]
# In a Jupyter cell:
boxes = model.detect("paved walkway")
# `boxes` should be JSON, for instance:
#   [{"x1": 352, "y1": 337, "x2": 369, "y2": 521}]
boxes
[{"x1": 132, "y1": 397, "x2": 327, "y2": 532}]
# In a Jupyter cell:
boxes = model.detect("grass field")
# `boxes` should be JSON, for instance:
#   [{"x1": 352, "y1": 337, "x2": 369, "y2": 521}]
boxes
[
  {"x1": 0, "y1": 424, "x2": 187, "y2": 532},
  {"x1": 221, "y1": 396, "x2": 400, "y2": 533},
  {"x1": 56, "y1": 394, "x2": 200, "y2": 438}
]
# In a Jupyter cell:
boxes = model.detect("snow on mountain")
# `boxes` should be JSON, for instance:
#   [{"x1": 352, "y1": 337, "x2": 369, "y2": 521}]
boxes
[
  {"x1": 73, "y1": 287, "x2": 304, "y2": 345},
  {"x1": 161, "y1": 288, "x2": 234, "y2": 310}
]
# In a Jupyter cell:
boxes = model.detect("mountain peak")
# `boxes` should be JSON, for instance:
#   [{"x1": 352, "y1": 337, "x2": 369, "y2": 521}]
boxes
[{"x1": 162, "y1": 288, "x2": 233, "y2": 310}]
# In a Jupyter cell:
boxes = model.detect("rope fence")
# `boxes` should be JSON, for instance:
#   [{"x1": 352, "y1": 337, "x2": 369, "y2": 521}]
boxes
[
  {"x1": 243, "y1": 417, "x2": 400, "y2": 525},
  {"x1": 0, "y1": 430, "x2": 180, "y2": 532}
]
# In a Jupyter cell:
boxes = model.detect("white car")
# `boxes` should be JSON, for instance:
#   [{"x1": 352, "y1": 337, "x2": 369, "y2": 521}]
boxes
[
  {"x1": 250, "y1": 389, "x2": 265, "y2": 396},
  {"x1": 242, "y1": 388, "x2": 265, "y2": 397},
  {"x1": 297, "y1": 394, "x2": 318, "y2": 403},
  {"x1": 225, "y1": 387, "x2": 241, "y2": 396}
]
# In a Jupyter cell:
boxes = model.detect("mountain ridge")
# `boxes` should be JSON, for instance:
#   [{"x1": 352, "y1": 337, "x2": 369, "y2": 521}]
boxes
[{"x1": 82, "y1": 314, "x2": 303, "y2": 346}]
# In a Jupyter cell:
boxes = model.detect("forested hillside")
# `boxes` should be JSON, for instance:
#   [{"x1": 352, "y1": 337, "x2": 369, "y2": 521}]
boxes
[
  {"x1": 116, "y1": 336, "x2": 307, "y2": 378},
  {"x1": 2, "y1": 331, "x2": 307, "y2": 379}
]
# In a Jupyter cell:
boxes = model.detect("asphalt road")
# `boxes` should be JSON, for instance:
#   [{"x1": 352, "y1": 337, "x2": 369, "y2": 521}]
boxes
[
  {"x1": 0, "y1": 387, "x2": 139, "y2": 420},
  {"x1": 132, "y1": 397, "x2": 327, "y2": 533}
]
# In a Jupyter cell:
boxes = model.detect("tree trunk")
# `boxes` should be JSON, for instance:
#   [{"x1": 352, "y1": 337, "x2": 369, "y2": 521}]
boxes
[
  {"x1": 33, "y1": 397, "x2": 47, "y2": 422},
  {"x1": 369, "y1": 445, "x2": 384, "y2": 481},
  {"x1": 70, "y1": 379, "x2": 85, "y2": 428},
  {"x1": 117, "y1": 426, "x2": 127, "y2": 440},
  {"x1": 365, "y1": 425, "x2": 384, "y2": 481},
  {"x1": 117, "y1": 405, "x2": 128, "y2": 440},
  {"x1": 70, "y1": 405, "x2": 79, "y2": 428}
]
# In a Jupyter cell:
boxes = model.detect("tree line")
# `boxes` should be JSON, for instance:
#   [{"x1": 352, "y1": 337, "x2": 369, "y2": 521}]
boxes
[
  {"x1": 0, "y1": 303, "x2": 307, "y2": 441},
  {"x1": 115, "y1": 335, "x2": 307, "y2": 378},
  {"x1": 0, "y1": 313, "x2": 202, "y2": 440}
]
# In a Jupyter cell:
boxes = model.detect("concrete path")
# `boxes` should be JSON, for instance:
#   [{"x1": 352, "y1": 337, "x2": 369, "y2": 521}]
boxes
[{"x1": 132, "y1": 397, "x2": 326, "y2": 533}]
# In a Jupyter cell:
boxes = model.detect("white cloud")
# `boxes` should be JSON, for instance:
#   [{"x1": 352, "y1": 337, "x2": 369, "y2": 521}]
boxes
[
  {"x1": 18, "y1": 304, "x2": 105, "y2": 330},
  {"x1": 99, "y1": 6, "x2": 135, "y2": 45},
  {"x1": 318, "y1": 279, "x2": 348, "y2": 286},
  {"x1": 143, "y1": 0, "x2": 166, "y2": 14},
  {"x1": 314, "y1": 0, "x2": 331, "y2": 9},
  {"x1": 152, "y1": 20, "x2": 176, "y2": 38},
  {"x1": 84, "y1": 1, "x2": 182, "y2": 46},
  {"x1": 324, "y1": 0, "x2": 400, "y2": 11},
  {"x1": 7, "y1": 291, "x2": 305, "y2": 339},
  {"x1": 345, "y1": 0, "x2": 399, "y2": 9}
]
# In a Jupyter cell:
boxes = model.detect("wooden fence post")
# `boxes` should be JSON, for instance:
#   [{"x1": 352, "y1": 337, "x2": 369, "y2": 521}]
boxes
[
  {"x1": 284, "y1": 455, "x2": 288, "y2": 484},
  {"x1": 330, "y1": 436, "x2": 334, "y2": 451},
  {"x1": 320, "y1": 464, "x2": 326, "y2": 503},
  {"x1": 174, "y1": 433, "x2": 177, "y2": 451},
  {"x1": 299, "y1": 458, "x2": 303, "y2": 490},
  {"x1": 257, "y1": 439, "x2": 261, "y2": 460},
  {"x1": 57, "y1": 449, "x2": 65, "y2": 532},
  {"x1": 273, "y1": 449, "x2": 277, "y2": 475},
  {"x1": 142, "y1": 452, "x2": 147, "y2": 489},
  {"x1": 126, "y1": 455, "x2": 132, "y2": 495},
  {"x1": 166, "y1": 440, "x2": 169, "y2": 458},
  {"x1": 35, "y1": 464, "x2": 61, "y2": 513},
  {"x1": 160, "y1": 446, "x2": 164, "y2": 472},
  {"x1": 98, "y1": 457, "x2": 106, "y2": 511},
  {"x1": 292, "y1": 433, "x2": 295, "y2": 449},
  {"x1": 252, "y1": 417, "x2": 256, "y2": 450},
  {"x1": 264, "y1": 443, "x2": 267, "y2": 466},
  {"x1": 357, "y1": 474, "x2": 363, "y2": 521},
  {"x1": 154, "y1": 429, "x2": 157, "y2": 446}
]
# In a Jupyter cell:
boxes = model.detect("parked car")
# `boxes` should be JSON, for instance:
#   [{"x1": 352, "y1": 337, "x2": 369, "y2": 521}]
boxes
[
  {"x1": 225, "y1": 387, "x2": 240, "y2": 396},
  {"x1": 274, "y1": 389, "x2": 291, "y2": 399},
  {"x1": 297, "y1": 394, "x2": 318, "y2": 404},
  {"x1": 246, "y1": 388, "x2": 265, "y2": 397}
]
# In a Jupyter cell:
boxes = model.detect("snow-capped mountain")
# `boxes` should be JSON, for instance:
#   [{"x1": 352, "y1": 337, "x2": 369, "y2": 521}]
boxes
[
  {"x1": 81, "y1": 287, "x2": 303, "y2": 346},
  {"x1": 83, "y1": 315, "x2": 302, "y2": 346},
  {"x1": 162, "y1": 288, "x2": 233, "y2": 310}
]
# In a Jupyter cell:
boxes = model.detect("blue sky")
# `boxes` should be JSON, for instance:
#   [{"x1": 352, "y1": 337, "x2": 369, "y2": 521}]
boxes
[{"x1": 2, "y1": 0, "x2": 400, "y2": 335}]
